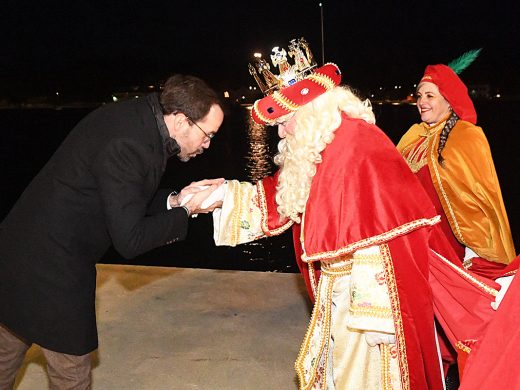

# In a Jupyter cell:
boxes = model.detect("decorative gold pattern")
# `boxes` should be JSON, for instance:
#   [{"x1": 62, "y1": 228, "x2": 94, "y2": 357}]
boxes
[
  {"x1": 402, "y1": 121, "x2": 444, "y2": 173},
  {"x1": 307, "y1": 72, "x2": 337, "y2": 91},
  {"x1": 431, "y1": 250, "x2": 498, "y2": 297},
  {"x1": 502, "y1": 269, "x2": 518, "y2": 277},
  {"x1": 272, "y1": 90, "x2": 300, "y2": 111},
  {"x1": 351, "y1": 254, "x2": 383, "y2": 264},
  {"x1": 380, "y1": 344, "x2": 393, "y2": 390},
  {"x1": 349, "y1": 305, "x2": 393, "y2": 319},
  {"x1": 296, "y1": 246, "x2": 403, "y2": 389},
  {"x1": 402, "y1": 138, "x2": 429, "y2": 173},
  {"x1": 320, "y1": 257, "x2": 353, "y2": 275},
  {"x1": 428, "y1": 127, "x2": 467, "y2": 245},
  {"x1": 380, "y1": 244, "x2": 410, "y2": 390},
  {"x1": 295, "y1": 269, "x2": 335, "y2": 389},
  {"x1": 257, "y1": 181, "x2": 294, "y2": 236},
  {"x1": 301, "y1": 216, "x2": 440, "y2": 263},
  {"x1": 455, "y1": 341, "x2": 472, "y2": 354},
  {"x1": 308, "y1": 262, "x2": 318, "y2": 298},
  {"x1": 229, "y1": 181, "x2": 242, "y2": 245}
]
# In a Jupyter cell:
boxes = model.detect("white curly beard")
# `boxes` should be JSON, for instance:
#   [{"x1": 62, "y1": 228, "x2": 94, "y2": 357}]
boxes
[{"x1": 273, "y1": 86, "x2": 375, "y2": 223}]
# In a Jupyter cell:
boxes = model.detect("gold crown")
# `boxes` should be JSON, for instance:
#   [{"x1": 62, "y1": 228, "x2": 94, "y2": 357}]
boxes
[{"x1": 248, "y1": 37, "x2": 318, "y2": 95}]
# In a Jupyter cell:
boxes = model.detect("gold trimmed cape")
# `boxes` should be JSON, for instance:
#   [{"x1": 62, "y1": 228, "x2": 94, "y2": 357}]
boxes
[{"x1": 397, "y1": 120, "x2": 515, "y2": 264}]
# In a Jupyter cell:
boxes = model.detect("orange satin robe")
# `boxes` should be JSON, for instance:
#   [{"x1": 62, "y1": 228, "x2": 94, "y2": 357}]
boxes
[{"x1": 397, "y1": 119, "x2": 516, "y2": 265}]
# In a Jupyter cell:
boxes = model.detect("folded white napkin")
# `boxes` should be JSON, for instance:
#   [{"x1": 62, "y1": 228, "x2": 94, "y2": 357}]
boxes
[{"x1": 180, "y1": 183, "x2": 226, "y2": 209}]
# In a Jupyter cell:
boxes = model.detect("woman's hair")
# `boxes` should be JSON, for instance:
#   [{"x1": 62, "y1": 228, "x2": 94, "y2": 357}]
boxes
[
  {"x1": 274, "y1": 85, "x2": 375, "y2": 222},
  {"x1": 437, "y1": 111, "x2": 459, "y2": 166}
]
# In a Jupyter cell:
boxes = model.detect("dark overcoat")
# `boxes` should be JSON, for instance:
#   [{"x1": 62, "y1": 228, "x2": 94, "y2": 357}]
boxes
[{"x1": 0, "y1": 94, "x2": 189, "y2": 355}]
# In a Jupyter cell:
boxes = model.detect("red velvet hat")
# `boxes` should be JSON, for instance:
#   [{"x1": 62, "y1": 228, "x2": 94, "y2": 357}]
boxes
[
  {"x1": 251, "y1": 63, "x2": 342, "y2": 125},
  {"x1": 420, "y1": 64, "x2": 477, "y2": 124}
]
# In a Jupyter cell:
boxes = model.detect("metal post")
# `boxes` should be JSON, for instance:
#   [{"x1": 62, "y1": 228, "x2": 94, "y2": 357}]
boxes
[{"x1": 319, "y1": 3, "x2": 325, "y2": 65}]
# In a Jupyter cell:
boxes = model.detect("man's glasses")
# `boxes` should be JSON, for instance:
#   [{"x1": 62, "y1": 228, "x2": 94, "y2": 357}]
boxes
[{"x1": 186, "y1": 115, "x2": 214, "y2": 142}]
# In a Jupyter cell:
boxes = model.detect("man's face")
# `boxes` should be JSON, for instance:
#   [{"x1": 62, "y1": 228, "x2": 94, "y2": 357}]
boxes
[
  {"x1": 175, "y1": 104, "x2": 224, "y2": 162},
  {"x1": 276, "y1": 113, "x2": 296, "y2": 139}
]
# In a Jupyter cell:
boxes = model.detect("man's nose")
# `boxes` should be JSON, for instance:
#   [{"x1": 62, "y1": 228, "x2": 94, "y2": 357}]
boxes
[{"x1": 278, "y1": 125, "x2": 286, "y2": 138}]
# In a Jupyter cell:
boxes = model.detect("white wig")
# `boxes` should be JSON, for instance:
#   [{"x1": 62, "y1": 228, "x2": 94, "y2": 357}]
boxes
[{"x1": 274, "y1": 86, "x2": 375, "y2": 222}]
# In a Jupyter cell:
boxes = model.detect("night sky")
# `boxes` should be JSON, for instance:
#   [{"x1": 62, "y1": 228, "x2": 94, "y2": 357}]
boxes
[{"x1": 1, "y1": 0, "x2": 519, "y2": 99}]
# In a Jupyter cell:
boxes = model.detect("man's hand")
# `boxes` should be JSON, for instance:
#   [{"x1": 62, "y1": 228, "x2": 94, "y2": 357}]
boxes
[{"x1": 178, "y1": 179, "x2": 225, "y2": 215}]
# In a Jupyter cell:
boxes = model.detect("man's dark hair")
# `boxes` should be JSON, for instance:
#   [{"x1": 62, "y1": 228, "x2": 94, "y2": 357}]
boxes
[{"x1": 160, "y1": 74, "x2": 222, "y2": 121}]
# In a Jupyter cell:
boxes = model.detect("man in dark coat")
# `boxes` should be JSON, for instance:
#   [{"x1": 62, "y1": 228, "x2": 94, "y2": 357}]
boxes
[{"x1": 0, "y1": 74, "x2": 225, "y2": 389}]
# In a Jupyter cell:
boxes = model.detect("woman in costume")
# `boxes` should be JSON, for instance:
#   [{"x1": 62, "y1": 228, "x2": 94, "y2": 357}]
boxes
[
  {"x1": 212, "y1": 42, "x2": 444, "y2": 389},
  {"x1": 396, "y1": 51, "x2": 518, "y2": 378}
]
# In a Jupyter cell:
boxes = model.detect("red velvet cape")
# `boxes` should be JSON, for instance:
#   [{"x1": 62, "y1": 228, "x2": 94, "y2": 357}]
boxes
[
  {"x1": 259, "y1": 115, "x2": 444, "y2": 389},
  {"x1": 459, "y1": 255, "x2": 520, "y2": 389}
]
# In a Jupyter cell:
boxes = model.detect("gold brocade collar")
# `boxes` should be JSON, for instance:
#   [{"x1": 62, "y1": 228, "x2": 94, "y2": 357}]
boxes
[{"x1": 403, "y1": 116, "x2": 448, "y2": 173}]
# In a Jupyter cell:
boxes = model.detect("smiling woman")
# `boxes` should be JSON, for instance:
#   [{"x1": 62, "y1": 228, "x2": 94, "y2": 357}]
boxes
[
  {"x1": 416, "y1": 82, "x2": 452, "y2": 125},
  {"x1": 397, "y1": 57, "x2": 518, "y2": 383}
]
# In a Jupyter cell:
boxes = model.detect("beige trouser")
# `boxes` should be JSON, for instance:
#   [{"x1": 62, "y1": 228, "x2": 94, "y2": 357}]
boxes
[{"x1": 0, "y1": 324, "x2": 92, "y2": 390}]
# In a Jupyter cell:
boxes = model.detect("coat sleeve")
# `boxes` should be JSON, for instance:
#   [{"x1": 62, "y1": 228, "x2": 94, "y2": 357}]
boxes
[
  {"x1": 147, "y1": 189, "x2": 174, "y2": 215},
  {"x1": 92, "y1": 138, "x2": 188, "y2": 259}
]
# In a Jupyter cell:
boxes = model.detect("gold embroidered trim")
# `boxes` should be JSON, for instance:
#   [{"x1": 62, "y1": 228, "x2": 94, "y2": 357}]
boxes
[
  {"x1": 455, "y1": 341, "x2": 472, "y2": 354},
  {"x1": 320, "y1": 266, "x2": 352, "y2": 277},
  {"x1": 429, "y1": 129, "x2": 467, "y2": 245},
  {"x1": 380, "y1": 344, "x2": 393, "y2": 390},
  {"x1": 351, "y1": 256, "x2": 382, "y2": 265},
  {"x1": 431, "y1": 250, "x2": 498, "y2": 297},
  {"x1": 230, "y1": 181, "x2": 242, "y2": 245},
  {"x1": 295, "y1": 272, "x2": 334, "y2": 389},
  {"x1": 402, "y1": 122, "x2": 444, "y2": 173},
  {"x1": 381, "y1": 244, "x2": 410, "y2": 390},
  {"x1": 320, "y1": 257, "x2": 353, "y2": 275},
  {"x1": 257, "y1": 181, "x2": 294, "y2": 236},
  {"x1": 272, "y1": 90, "x2": 300, "y2": 111},
  {"x1": 301, "y1": 216, "x2": 440, "y2": 263},
  {"x1": 307, "y1": 72, "x2": 336, "y2": 91},
  {"x1": 403, "y1": 138, "x2": 429, "y2": 173},
  {"x1": 308, "y1": 262, "x2": 318, "y2": 298},
  {"x1": 349, "y1": 305, "x2": 393, "y2": 318},
  {"x1": 502, "y1": 269, "x2": 518, "y2": 277}
]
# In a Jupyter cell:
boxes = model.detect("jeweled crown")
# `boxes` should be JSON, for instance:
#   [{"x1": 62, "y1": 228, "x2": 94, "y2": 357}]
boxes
[{"x1": 249, "y1": 37, "x2": 318, "y2": 95}]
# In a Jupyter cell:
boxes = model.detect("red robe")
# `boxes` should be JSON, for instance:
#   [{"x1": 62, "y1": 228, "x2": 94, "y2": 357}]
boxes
[
  {"x1": 459, "y1": 255, "x2": 520, "y2": 389},
  {"x1": 258, "y1": 114, "x2": 444, "y2": 389}
]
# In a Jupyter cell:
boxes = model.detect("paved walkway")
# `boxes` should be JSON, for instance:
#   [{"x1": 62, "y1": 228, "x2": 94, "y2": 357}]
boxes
[{"x1": 14, "y1": 264, "x2": 312, "y2": 390}]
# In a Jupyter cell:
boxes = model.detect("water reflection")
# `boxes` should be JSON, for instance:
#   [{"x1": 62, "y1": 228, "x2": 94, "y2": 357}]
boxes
[
  {"x1": 238, "y1": 110, "x2": 296, "y2": 271},
  {"x1": 245, "y1": 113, "x2": 274, "y2": 182}
]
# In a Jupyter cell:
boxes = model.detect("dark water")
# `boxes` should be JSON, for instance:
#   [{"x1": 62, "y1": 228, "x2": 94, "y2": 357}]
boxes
[{"x1": 1, "y1": 100, "x2": 518, "y2": 272}]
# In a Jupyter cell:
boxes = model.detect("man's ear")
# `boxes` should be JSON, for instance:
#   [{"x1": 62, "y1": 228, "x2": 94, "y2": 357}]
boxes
[{"x1": 168, "y1": 113, "x2": 187, "y2": 136}]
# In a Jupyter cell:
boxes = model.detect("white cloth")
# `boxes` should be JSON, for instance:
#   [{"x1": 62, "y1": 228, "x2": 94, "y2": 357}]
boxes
[
  {"x1": 180, "y1": 183, "x2": 227, "y2": 209},
  {"x1": 364, "y1": 331, "x2": 396, "y2": 347},
  {"x1": 491, "y1": 275, "x2": 515, "y2": 310}
]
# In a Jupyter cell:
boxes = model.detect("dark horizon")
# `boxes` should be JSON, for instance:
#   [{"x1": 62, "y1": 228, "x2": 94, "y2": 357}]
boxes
[
  {"x1": 1, "y1": 101, "x2": 519, "y2": 269},
  {"x1": 1, "y1": 1, "x2": 519, "y2": 100}
]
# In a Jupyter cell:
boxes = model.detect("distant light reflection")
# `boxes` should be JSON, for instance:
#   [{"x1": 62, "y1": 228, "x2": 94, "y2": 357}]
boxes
[{"x1": 246, "y1": 114, "x2": 274, "y2": 182}]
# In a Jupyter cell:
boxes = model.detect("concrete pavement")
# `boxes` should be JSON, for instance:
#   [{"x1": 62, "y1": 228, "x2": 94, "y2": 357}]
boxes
[{"x1": 14, "y1": 264, "x2": 312, "y2": 390}]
